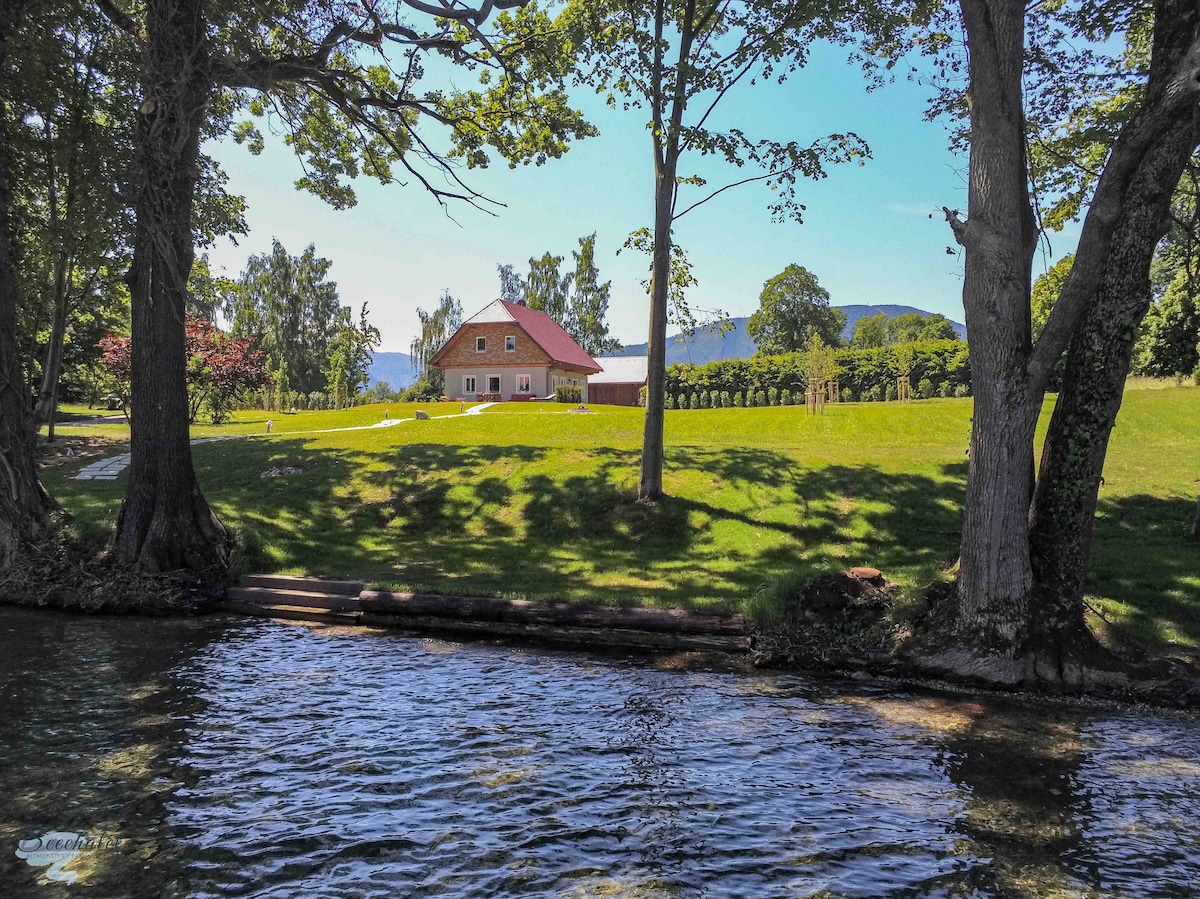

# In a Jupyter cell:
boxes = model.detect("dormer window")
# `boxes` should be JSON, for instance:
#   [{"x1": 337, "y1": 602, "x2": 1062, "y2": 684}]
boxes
[
  {"x1": 476, "y1": 336, "x2": 486, "y2": 353},
  {"x1": 505, "y1": 335, "x2": 516, "y2": 352}
]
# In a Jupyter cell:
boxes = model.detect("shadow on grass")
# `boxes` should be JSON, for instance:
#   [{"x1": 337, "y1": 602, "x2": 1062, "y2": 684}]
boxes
[
  {"x1": 1089, "y1": 493, "x2": 1200, "y2": 646},
  {"x1": 188, "y1": 440, "x2": 971, "y2": 610},
  {"x1": 57, "y1": 437, "x2": 1187, "y2": 627}
]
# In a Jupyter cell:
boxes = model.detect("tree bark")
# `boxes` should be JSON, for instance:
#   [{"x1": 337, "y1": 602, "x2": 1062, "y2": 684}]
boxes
[
  {"x1": 638, "y1": 148, "x2": 676, "y2": 501},
  {"x1": 112, "y1": 0, "x2": 228, "y2": 573},
  {"x1": 0, "y1": 0, "x2": 53, "y2": 571},
  {"x1": 952, "y1": 0, "x2": 1041, "y2": 651},
  {"x1": 1029, "y1": 127, "x2": 1198, "y2": 628},
  {"x1": 638, "y1": 0, "x2": 695, "y2": 502}
]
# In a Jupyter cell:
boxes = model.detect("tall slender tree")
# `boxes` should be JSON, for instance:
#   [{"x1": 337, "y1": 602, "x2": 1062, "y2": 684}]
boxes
[
  {"x1": 524, "y1": 251, "x2": 571, "y2": 323},
  {"x1": 410, "y1": 289, "x2": 462, "y2": 395},
  {"x1": 566, "y1": 232, "x2": 619, "y2": 355},
  {"x1": 563, "y1": 0, "x2": 906, "y2": 500}
]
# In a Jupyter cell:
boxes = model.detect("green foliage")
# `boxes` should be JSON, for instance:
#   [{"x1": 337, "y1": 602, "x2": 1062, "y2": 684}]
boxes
[
  {"x1": 852, "y1": 311, "x2": 961, "y2": 347},
  {"x1": 226, "y1": 239, "x2": 343, "y2": 395},
  {"x1": 324, "y1": 304, "x2": 381, "y2": 408},
  {"x1": 747, "y1": 264, "x2": 845, "y2": 354},
  {"x1": 1134, "y1": 272, "x2": 1199, "y2": 379},
  {"x1": 555, "y1": 384, "x2": 583, "y2": 403},
  {"x1": 410, "y1": 290, "x2": 463, "y2": 396},
  {"x1": 1031, "y1": 255, "x2": 1075, "y2": 342},
  {"x1": 525, "y1": 251, "x2": 571, "y2": 324},
  {"x1": 659, "y1": 340, "x2": 971, "y2": 403},
  {"x1": 566, "y1": 233, "x2": 620, "y2": 355}
]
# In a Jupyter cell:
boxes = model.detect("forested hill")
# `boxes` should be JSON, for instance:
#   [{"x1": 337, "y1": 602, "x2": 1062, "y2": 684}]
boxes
[{"x1": 616, "y1": 305, "x2": 966, "y2": 366}]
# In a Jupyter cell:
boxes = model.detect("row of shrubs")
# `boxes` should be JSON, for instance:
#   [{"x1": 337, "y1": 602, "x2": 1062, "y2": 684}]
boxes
[
  {"x1": 660, "y1": 380, "x2": 971, "y2": 408},
  {"x1": 661, "y1": 340, "x2": 972, "y2": 405}
]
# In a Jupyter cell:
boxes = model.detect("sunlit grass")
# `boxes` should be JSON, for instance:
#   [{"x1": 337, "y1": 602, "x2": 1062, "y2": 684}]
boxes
[{"x1": 40, "y1": 391, "x2": 1200, "y2": 648}]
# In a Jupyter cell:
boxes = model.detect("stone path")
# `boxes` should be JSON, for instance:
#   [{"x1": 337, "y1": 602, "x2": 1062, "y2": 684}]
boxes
[
  {"x1": 72, "y1": 404, "x2": 501, "y2": 481},
  {"x1": 74, "y1": 437, "x2": 232, "y2": 481}
]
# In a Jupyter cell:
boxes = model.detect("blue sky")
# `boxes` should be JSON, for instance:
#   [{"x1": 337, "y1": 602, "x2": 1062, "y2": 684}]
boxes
[{"x1": 202, "y1": 41, "x2": 1072, "y2": 354}]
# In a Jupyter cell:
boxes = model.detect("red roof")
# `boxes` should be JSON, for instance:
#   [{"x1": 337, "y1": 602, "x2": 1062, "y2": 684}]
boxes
[{"x1": 500, "y1": 301, "x2": 601, "y2": 373}]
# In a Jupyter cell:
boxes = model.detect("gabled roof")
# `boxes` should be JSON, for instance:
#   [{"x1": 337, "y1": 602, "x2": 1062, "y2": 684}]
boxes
[
  {"x1": 590, "y1": 355, "x2": 648, "y2": 384},
  {"x1": 432, "y1": 300, "x2": 602, "y2": 373}
]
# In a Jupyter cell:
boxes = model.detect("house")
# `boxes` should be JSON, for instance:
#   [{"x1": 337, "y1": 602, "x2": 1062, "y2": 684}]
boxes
[
  {"x1": 431, "y1": 299, "x2": 602, "y2": 401},
  {"x1": 588, "y1": 355, "x2": 648, "y2": 406}
]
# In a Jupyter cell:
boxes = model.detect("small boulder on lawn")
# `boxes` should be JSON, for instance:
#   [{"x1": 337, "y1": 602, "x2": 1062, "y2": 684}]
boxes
[{"x1": 414, "y1": 409, "x2": 431, "y2": 420}]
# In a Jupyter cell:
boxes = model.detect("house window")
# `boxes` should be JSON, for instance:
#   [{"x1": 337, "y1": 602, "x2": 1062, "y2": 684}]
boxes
[
  {"x1": 487, "y1": 375, "x2": 501, "y2": 394},
  {"x1": 476, "y1": 336, "x2": 486, "y2": 353},
  {"x1": 505, "y1": 336, "x2": 516, "y2": 352},
  {"x1": 463, "y1": 375, "x2": 477, "y2": 394},
  {"x1": 517, "y1": 374, "x2": 531, "y2": 393}
]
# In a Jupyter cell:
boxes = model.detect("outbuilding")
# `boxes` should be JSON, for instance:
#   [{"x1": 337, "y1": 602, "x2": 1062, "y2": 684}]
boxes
[{"x1": 587, "y1": 355, "x2": 648, "y2": 406}]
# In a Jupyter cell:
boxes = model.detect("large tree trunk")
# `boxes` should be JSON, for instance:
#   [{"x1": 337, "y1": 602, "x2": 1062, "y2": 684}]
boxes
[
  {"x1": 1029, "y1": 128, "x2": 1198, "y2": 635},
  {"x1": 1026, "y1": 0, "x2": 1199, "y2": 655},
  {"x1": 112, "y1": 0, "x2": 228, "y2": 573},
  {"x1": 951, "y1": 0, "x2": 1041, "y2": 655},
  {"x1": 0, "y1": 0, "x2": 52, "y2": 570},
  {"x1": 638, "y1": 148, "x2": 677, "y2": 502}
]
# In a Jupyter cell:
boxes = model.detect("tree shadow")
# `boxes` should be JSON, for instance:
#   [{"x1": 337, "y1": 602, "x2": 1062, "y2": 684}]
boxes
[
  {"x1": 1088, "y1": 493, "x2": 1200, "y2": 646},
  {"x1": 195, "y1": 439, "x2": 972, "y2": 611}
]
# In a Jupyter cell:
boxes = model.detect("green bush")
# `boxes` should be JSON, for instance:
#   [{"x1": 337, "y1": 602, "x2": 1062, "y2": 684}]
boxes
[
  {"x1": 639, "y1": 385, "x2": 648, "y2": 407},
  {"x1": 755, "y1": 389, "x2": 767, "y2": 407},
  {"x1": 954, "y1": 384, "x2": 971, "y2": 398},
  {"x1": 555, "y1": 385, "x2": 583, "y2": 403},
  {"x1": 665, "y1": 393, "x2": 675, "y2": 410},
  {"x1": 864, "y1": 385, "x2": 881, "y2": 402},
  {"x1": 886, "y1": 383, "x2": 897, "y2": 402},
  {"x1": 841, "y1": 387, "x2": 854, "y2": 403},
  {"x1": 917, "y1": 378, "x2": 935, "y2": 399},
  {"x1": 768, "y1": 387, "x2": 778, "y2": 406},
  {"x1": 721, "y1": 390, "x2": 731, "y2": 408},
  {"x1": 734, "y1": 391, "x2": 744, "y2": 407},
  {"x1": 689, "y1": 392, "x2": 699, "y2": 409},
  {"x1": 780, "y1": 388, "x2": 791, "y2": 406},
  {"x1": 938, "y1": 381, "x2": 952, "y2": 398}
]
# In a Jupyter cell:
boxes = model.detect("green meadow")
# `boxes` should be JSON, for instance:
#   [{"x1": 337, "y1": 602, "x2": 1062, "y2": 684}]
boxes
[{"x1": 42, "y1": 390, "x2": 1200, "y2": 650}]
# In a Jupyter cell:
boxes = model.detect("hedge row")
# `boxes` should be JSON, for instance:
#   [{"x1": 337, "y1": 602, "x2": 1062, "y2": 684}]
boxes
[{"x1": 662, "y1": 340, "x2": 971, "y2": 404}]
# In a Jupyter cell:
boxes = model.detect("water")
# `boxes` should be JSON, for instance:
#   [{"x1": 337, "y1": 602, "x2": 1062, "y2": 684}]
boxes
[{"x1": 1, "y1": 608, "x2": 1198, "y2": 898}]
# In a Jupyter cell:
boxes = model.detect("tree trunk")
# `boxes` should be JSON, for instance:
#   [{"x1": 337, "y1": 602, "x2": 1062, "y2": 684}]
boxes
[
  {"x1": 1030, "y1": 118, "x2": 1198, "y2": 629},
  {"x1": 112, "y1": 0, "x2": 228, "y2": 573},
  {"x1": 1026, "y1": 0, "x2": 1199, "y2": 654},
  {"x1": 638, "y1": 148, "x2": 677, "y2": 501},
  {"x1": 952, "y1": 0, "x2": 1041, "y2": 653},
  {"x1": 33, "y1": 254, "x2": 70, "y2": 430},
  {"x1": 0, "y1": 0, "x2": 53, "y2": 571}
]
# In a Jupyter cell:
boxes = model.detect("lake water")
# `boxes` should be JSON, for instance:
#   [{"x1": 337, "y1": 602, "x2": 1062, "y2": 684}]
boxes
[{"x1": 1, "y1": 607, "x2": 1198, "y2": 898}]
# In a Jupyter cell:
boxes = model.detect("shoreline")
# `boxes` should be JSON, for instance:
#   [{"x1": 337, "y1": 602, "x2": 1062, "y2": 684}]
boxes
[{"x1": 5, "y1": 570, "x2": 1198, "y2": 711}]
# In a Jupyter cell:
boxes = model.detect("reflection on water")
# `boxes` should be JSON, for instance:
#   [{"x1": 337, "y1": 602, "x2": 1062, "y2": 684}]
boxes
[{"x1": 1, "y1": 608, "x2": 1198, "y2": 898}]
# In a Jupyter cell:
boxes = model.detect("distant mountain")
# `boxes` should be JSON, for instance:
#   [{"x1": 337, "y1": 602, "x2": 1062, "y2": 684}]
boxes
[
  {"x1": 617, "y1": 305, "x2": 965, "y2": 366},
  {"x1": 367, "y1": 351, "x2": 417, "y2": 389}
]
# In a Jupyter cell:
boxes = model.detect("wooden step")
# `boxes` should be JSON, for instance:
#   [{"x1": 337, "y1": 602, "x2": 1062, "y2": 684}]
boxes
[
  {"x1": 238, "y1": 574, "x2": 363, "y2": 596},
  {"x1": 226, "y1": 585, "x2": 362, "y2": 610},
  {"x1": 221, "y1": 600, "x2": 361, "y2": 625}
]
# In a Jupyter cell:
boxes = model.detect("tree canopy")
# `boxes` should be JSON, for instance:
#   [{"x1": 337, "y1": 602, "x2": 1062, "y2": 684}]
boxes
[{"x1": 748, "y1": 264, "x2": 845, "y2": 354}]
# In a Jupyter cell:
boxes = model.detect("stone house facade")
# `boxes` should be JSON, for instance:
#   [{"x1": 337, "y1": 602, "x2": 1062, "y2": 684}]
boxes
[{"x1": 431, "y1": 300, "x2": 602, "y2": 401}]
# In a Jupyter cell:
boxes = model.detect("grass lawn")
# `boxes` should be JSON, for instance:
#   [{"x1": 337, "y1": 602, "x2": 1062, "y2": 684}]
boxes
[{"x1": 40, "y1": 391, "x2": 1200, "y2": 649}]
